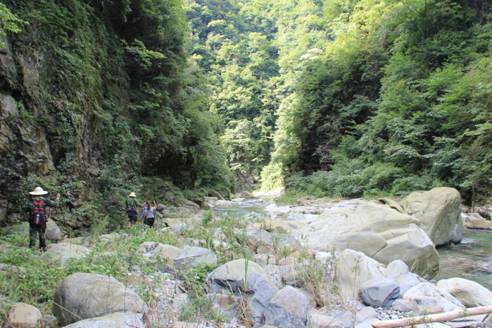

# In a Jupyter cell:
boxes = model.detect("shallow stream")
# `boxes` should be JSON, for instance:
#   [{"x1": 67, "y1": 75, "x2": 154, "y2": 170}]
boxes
[
  {"x1": 437, "y1": 229, "x2": 492, "y2": 288},
  {"x1": 212, "y1": 197, "x2": 492, "y2": 288}
]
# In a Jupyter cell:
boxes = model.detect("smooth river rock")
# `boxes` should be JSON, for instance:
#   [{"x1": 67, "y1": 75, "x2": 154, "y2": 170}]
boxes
[
  {"x1": 62, "y1": 312, "x2": 144, "y2": 328},
  {"x1": 372, "y1": 227, "x2": 439, "y2": 279},
  {"x1": 42, "y1": 242, "x2": 90, "y2": 266},
  {"x1": 174, "y1": 246, "x2": 217, "y2": 269},
  {"x1": 437, "y1": 278, "x2": 492, "y2": 307},
  {"x1": 403, "y1": 282, "x2": 463, "y2": 312},
  {"x1": 291, "y1": 199, "x2": 439, "y2": 277},
  {"x1": 264, "y1": 286, "x2": 309, "y2": 328},
  {"x1": 360, "y1": 278, "x2": 400, "y2": 308},
  {"x1": 53, "y1": 272, "x2": 146, "y2": 325},
  {"x1": 6, "y1": 302, "x2": 42, "y2": 328},
  {"x1": 207, "y1": 259, "x2": 278, "y2": 324},
  {"x1": 335, "y1": 249, "x2": 386, "y2": 300},
  {"x1": 402, "y1": 187, "x2": 463, "y2": 246},
  {"x1": 46, "y1": 220, "x2": 64, "y2": 241}
]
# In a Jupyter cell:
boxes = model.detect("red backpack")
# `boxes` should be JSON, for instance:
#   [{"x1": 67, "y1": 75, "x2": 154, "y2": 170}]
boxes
[{"x1": 31, "y1": 200, "x2": 46, "y2": 226}]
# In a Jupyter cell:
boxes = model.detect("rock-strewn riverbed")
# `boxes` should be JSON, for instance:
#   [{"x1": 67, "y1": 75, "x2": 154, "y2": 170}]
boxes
[{"x1": 1, "y1": 187, "x2": 491, "y2": 328}]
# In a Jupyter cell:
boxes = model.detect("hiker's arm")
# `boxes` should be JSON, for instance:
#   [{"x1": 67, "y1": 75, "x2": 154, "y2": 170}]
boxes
[
  {"x1": 46, "y1": 193, "x2": 61, "y2": 207},
  {"x1": 22, "y1": 202, "x2": 32, "y2": 221}
]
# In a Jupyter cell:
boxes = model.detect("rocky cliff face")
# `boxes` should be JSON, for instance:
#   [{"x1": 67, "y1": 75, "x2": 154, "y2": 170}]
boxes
[
  {"x1": 0, "y1": 1, "x2": 231, "y2": 227},
  {"x1": 0, "y1": 32, "x2": 66, "y2": 224}
]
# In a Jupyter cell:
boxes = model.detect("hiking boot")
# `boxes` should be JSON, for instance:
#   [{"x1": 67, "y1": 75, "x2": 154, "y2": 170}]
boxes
[{"x1": 40, "y1": 247, "x2": 47, "y2": 253}]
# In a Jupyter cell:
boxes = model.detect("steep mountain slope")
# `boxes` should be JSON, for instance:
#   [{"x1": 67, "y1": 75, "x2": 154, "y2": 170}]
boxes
[{"x1": 266, "y1": 0, "x2": 492, "y2": 203}]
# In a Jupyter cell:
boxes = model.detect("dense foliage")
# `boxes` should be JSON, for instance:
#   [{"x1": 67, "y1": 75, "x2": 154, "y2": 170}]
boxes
[
  {"x1": 2, "y1": 0, "x2": 491, "y2": 218},
  {"x1": 185, "y1": 0, "x2": 329, "y2": 186},
  {"x1": 265, "y1": 0, "x2": 492, "y2": 203},
  {"x1": 2, "y1": 0, "x2": 232, "y2": 227}
]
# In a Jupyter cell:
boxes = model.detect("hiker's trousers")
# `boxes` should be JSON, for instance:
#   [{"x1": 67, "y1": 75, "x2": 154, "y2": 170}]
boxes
[{"x1": 29, "y1": 224, "x2": 46, "y2": 249}]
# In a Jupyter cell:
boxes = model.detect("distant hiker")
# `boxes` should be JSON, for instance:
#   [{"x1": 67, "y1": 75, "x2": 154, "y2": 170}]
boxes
[
  {"x1": 126, "y1": 192, "x2": 139, "y2": 225},
  {"x1": 141, "y1": 201, "x2": 156, "y2": 228},
  {"x1": 25, "y1": 187, "x2": 60, "y2": 252}
]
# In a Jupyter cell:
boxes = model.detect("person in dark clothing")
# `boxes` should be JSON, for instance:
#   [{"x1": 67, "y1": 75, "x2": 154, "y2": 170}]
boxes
[
  {"x1": 126, "y1": 192, "x2": 139, "y2": 225},
  {"x1": 24, "y1": 186, "x2": 60, "y2": 252},
  {"x1": 141, "y1": 201, "x2": 156, "y2": 227}
]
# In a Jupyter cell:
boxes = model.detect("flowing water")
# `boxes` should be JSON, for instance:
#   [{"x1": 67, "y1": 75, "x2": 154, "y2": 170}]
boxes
[
  {"x1": 213, "y1": 197, "x2": 492, "y2": 288},
  {"x1": 436, "y1": 229, "x2": 492, "y2": 288}
]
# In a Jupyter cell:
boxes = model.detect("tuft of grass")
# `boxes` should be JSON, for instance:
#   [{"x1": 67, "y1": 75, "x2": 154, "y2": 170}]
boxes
[{"x1": 178, "y1": 264, "x2": 224, "y2": 324}]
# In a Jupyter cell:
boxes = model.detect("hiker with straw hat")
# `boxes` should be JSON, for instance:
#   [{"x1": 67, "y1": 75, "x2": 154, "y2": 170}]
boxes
[
  {"x1": 24, "y1": 186, "x2": 60, "y2": 252},
  {"x1": 126, "y1": 192, "x2": 139, "y2": 225}
]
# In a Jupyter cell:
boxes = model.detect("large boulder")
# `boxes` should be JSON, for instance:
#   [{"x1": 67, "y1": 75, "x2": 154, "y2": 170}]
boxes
[
  {"x1": 53, "y1": 272, "x2": 146, "y2": 325},
  {"x1": 62, "y1": 312, "x2": 144, "y2": 328},
  {"x1": 360, "y1": 278, "x2": 400, "y2": 308},
  {"x1": 264, "y1": 286, "x2": 309, "y2": 328},
  {"x1": 402, "y1": 187, "x2": 463, "y2": 246},
  {"x1": 403, "y1": 282, "x2": 463, "y2": 312},
  {"x1": 372, "y1": 227, "x2": 439, "y2": 279},
  {"x1": 208, "y1": 259, "x2": 270, "y2": 292},
  {"x1": 287, "y1": 199, "x2": 439, "y2": 277},
  {"x1": 46, "y1": 220, "x2": 64, "y2": 241},
  {"x1": 43, "y1": 243, "x2": 90, "y2": 266},
  {"x1": 207, "y1": 259, "x2": 278, "y2": 324},
  {"x1": 300, "y1": 200, "x2": 420, "y2": 251},
  {"x1": 174, "y1": 246, "x2": 217, "y2": 270},
  {"x1": 6, "y1": 302, "x2": 42, "y2": 328},
  {"x1": 437, "y1": 278, "x2": 492, "y2": 307},
  {"x1": 333, "y1": 231, "x2": 387, "y2": 258},
  {"x1": 335, "y1": 249, "x2": 386, "y2": 301}
]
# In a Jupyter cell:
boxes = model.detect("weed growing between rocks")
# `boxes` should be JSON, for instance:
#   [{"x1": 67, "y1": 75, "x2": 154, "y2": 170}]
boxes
[
  {"x1": 178, "y1": 264, "x2": 225, "y2": 324},
  {"x1": 0, "y1": 223, "x2": 180, "y2": 321}
]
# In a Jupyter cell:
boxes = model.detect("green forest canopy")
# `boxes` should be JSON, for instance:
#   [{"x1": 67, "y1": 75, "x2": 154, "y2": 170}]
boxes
[
  {"x1": 4, "y1": 0, "x2": 492, "y2": 207},
  {"x1": 186, "y1": 0, "x2": 492, "y2": 203}
]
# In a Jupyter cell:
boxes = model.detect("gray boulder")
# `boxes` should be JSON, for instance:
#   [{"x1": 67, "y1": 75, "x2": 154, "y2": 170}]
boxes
[
  {"x1": 264, "y1": 286, "x2": 309, "y2": 328},
  {"x1": 372, "y1": 227, "x2": 439, "y2": 279},
  {"x1": 174, "y1": 246, "x2": 217, "y2": 270},
  {"x1": 6, "y1": 302, "x2": 42, "y2": 328},
  {"x1": 208, "y1": 259, "x2": 272, "y2": 293},
  {"x1": 46, "y1": 220, "x2": 64, "y2": 241},
  {"x1": 402, "y1": 187, "x2": 463, "y2": 246},
  {"x1": 360, "y1": 278, "x2": 400, "y2": 308},
  {"x1": 245, "y1": 227, "x2": 274, "y2": 253},
  {"x1": 53, "y1": 272, "x2": 146, "y2": 325},
  {"x1": 43, "y1": 243, "x2": 90, "y2": 266},
  {"x1": 207, "y1": 259, "x2": 278, "y2": 324},
  {"x1": 384, "y1": 260, "x2": 421, "y2": 294},
  {"x1": 335, "y1": 249, "x2": 386, "y2": 300},
  {"x1": 62, "y1": 312, "x2": 144, "y2": 328},
  {"x1": 288, "y1": 199, "x2": 439, "y2": 277},
  {"x1": 484, "y1": 314, "x2": 492, "y2": 328},
  {"x1": 355, "y1": 307, "x2": 378, "y2": 328},
  {"x1": 138, "y1": 242, "x2": 180, "y2": 261}
]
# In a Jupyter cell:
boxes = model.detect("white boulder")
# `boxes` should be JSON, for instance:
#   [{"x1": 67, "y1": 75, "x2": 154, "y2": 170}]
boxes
[
  {"x1": 437, "y1": 278, "x2": 492, "y2": 307},
  {"x1": 403, "y1": 282, "x2": 463, "y2": 312}
]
